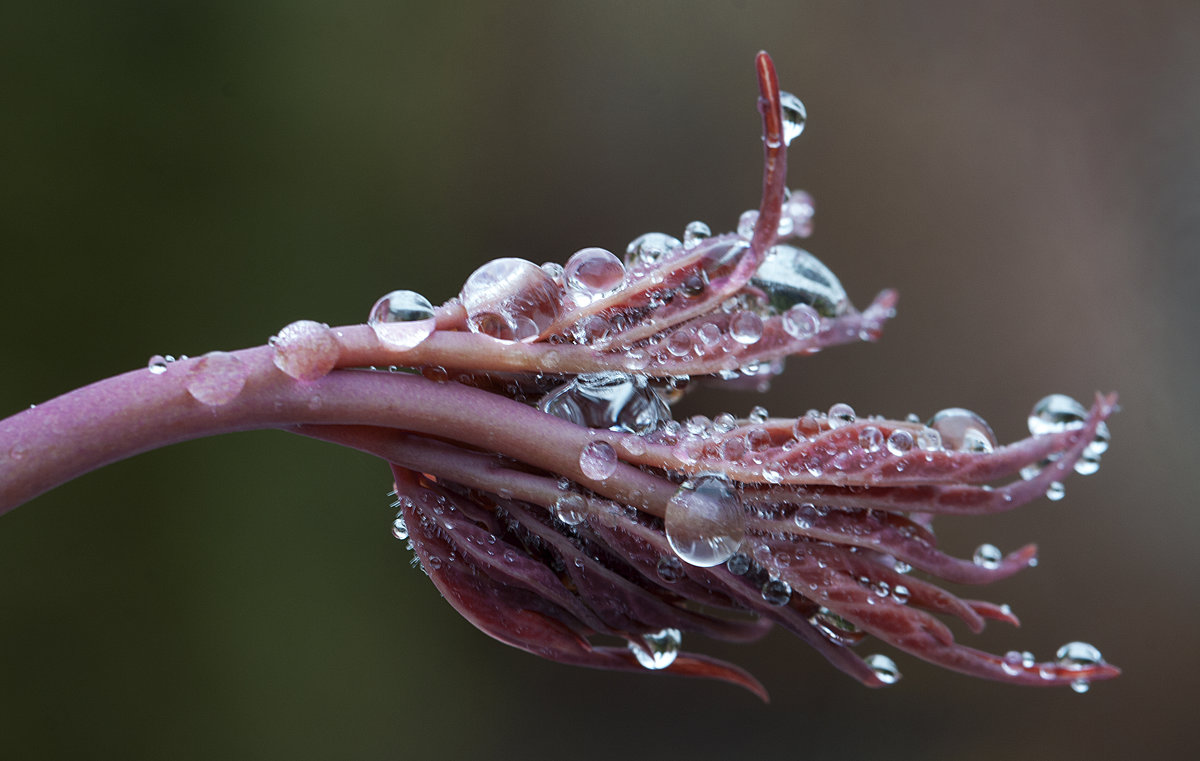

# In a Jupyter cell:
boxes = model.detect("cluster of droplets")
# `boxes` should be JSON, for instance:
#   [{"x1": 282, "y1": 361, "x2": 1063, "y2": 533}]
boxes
[
  {"x1": 1000, "y1": 641, "x2": 1107, "y2": 693},
  {"x1": 1020, "y1": 394, "x2": 1111, "y2": 500}
]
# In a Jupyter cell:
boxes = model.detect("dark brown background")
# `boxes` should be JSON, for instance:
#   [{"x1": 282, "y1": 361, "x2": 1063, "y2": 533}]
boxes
[{"x1": 2, "y1": 1, "x2": 1196, "y2": 758}]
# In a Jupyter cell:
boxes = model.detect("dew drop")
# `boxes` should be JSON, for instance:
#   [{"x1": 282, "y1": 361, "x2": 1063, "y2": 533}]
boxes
[
  {"x1": 737, "y1": 210, "x2": 759, "y2": 239},
  {"x1": 827, "y1": 403, "x2": 855, "y2": 429},
  {"x1": 540, "y1": 372, "x2": 670, "y2": 435},
  {"x1": 973, "y1": 543, "x2": 1003, "y2": 570},
  {"x1": 781, "y1": 303, "x2": 820, "y2": 340},
  {"x1": 1002, "y1": 650, "x2": 1024, "y2": 676},
  {"x1": 915, "y1": 428, "x2": 942, "y2": 451},
  {"x1": 625, "y1": 232, "x2": 681, "y2": 267},
  {"x1": 368, "y1": 290, "x2": 436, "y2": 349},
  {"x1": 751, "y1": 244, "x2": 847, "y2": 317},
  {"x1": 729, "y1": 311, "x2": 764, "y2": 345},
  {"x1": 391, "y1": 515, "x2": 409, "y2": 540},
  {"x1": 682, "y1": 220, "x2": 712, "y2": 249},
  {"x1": 865, "y1": 653, "x2": 901, "y2": 685},
  {"x1": 1056, "y1": 640, "x2": 1104, "y2": 670},
  {"x1": 929, "y1": 408, "x2": 997, "y2": 453},
  {"x1": 725, "y1": 552, "x2": 752, "y2": 575},
  {"x1": 552, "y1": 493, "x2": 588, "y2": 525},
  {"x1": 578, "y1": 441, "x2": 618, "y2": 481},
  {"x1": 886, "y1": 429, "x2": 914, "y2": 455},
  {"x1": 748, "y1": 405, "x2": 769, "y2": 424},
  {"x1": 1028, "y1": 393, "x2": 1087, "y2": 435},
  {"x1": 272, "y1": 320, "x2": 340, "y2": 381},
  {"x1": 564, "y1": 247, "x2": 625, "y2": 301},
  {"x1": 460, "y1": 258, "x2": 562, "y2": 342},
  {"x1": 666, "y1": 330, "x2": 695, "y2": 357},
  {"x1": 147, "y1": 355, "x2": 169, "y2": 375},
  {"x1": 665, "y1": 475, "x2": 746, "y2": 567},
  {"x1": 656, "y1": 555, "x2": 685, "y2": 583},
  {"x1": 628, "y1": 628, "x2": 681, "y2": 670},
  {"x1": 1045, "y1": 481, "x2": 1066, "y2": 501},
  {"x1": 185, "y1": 351, "x2": 248, "y2": 406},
  {"x1": 780, "y1": 91, "x2": 807, "y2": 146},
  {"x1": 858, "y1": 426, "x2": 883, "y2": 453},
  {"x1": 761, "y1": 578, "x2": 792, "y2": 606},
  {"x1": 1070, "y1": 678, "x2": 1091, "y2": 694}
]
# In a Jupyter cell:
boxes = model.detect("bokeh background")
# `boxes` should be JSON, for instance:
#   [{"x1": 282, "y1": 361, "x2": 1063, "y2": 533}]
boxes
[{"x1": 2, "y1": 1, "x2": 1198, "y2": 758}]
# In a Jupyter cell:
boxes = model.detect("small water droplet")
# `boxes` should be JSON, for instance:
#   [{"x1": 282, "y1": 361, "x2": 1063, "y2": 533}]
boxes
[
  {"x1": 539, "y1": 372, "x2": 670, "y2": 434},
  {"x1": 682, "y1": 220, "x2": 712, "y2": 249},
  {"x1": 729, "y1": 311, "x2": 764, "y2": 345},
  {"x1": 564, "y1": 247, "x2": 625, "y2": 302},
  {"x1": 1070, "y1": 678, "x2": 1091, "y2": 693},
  {"x1": 929, "y1": 408, "x2": 997, "y2": 453},
  {"x1": 1028, "y1": 394, "x2": 1088, "y2": 435},
  {"x1": 737, "y1": 210, "x2": 759, "y2": 239},
  {"x1": 272, "y1": 320, "x2": 340, "y2": 381},
  {"x1": 886, "y1": 429, "x2": 914, "y2": 455},
  {"x1": 185, "y1": 351, "x2": 248, "y2": 406},
  {"x1": 391, "y1": 515, "x2": 409, "y2": 540},
  {"x1": 460, "y1": 258, "x2": 562, "y2": 342},
  {"x1": 973, "y1": 543, "x2": 1003, "y2": 570},
  {"x1": 779, "y1": 91, "x2": 807, "y2": 146},
  {"x1": 1002, "y1": 650, "x2": 1024, "y2": 676},
  {"x1": 1056, "y1": 641, "x2": 1104, "y2": 670},
  {"x1": 665, "y1": 475, "x2": 745, "y2": 567},
  {"x1": 624, "y1": 232, "x2": 681, "y2": 267},
  {"x1": 656, "y1": 555, "x2": 685, "y2": 583},
  {"x1": 368, "y1": 290, "x2": 436, "y2": 349},
  {"x1": 578, "y1": 441, "x2": 618, "y2": 480},
  {"x1": 726, "y1": 552, "x2": 752, "y2": 575},
  {"x1": 915, "y1": 428, "x2": 942, "y2": 451},
  {"x1": 628, "y1": 628, "x2": 681, "y2": 670},
  {"x1": 552, "y1": 493, "x2": 588, "y2": 525},
  {"x1": 781, "y1": 303, "x2": 820, "y2": 340},
  {"x1": 828, "y1": 403, "x2": 855, "y2": 429},
  {"x1": 858, "y1": 426, "x2": 883, "y2": 453},
  {"x1": 761, "y1": 578, "x2": 792, "y2": 606},
  {"x1": 1045, "y1": 481, "x2": 1066, "y2": 501},
  {"x1": 865, "y1": 653, "x2": 901, "y2": 685},
  {"x1": 147, "y1": 355, "x2": 169, "y2": 375},
  {"x1": 751, "y1": 245, "x2": 848, "y2": 318},
  {"x1": 748, "y1": 406, "x2": 769, "y2": 424}
]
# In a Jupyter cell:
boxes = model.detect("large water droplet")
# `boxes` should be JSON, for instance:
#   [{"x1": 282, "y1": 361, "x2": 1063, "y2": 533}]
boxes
[
  {"x1": 272, "y1": 320, "x2": 340, "y2": 381},
  {"x1": 886, "y1": 428, "x2": 914, "y2": 455},
  {"x1": 730, "y1": 311, "x2": 764, "y2": 344},
  {"x1": 1028, "y1": 394, "x2": 1088, "y2": 435},
  {"x1": 552, "y1": 493, "x2": 588, "y2": 525},
  {"x1": 779, "y1": 91, "x2": 807, "y2": 146},
  {"x1": 750, "y1": 244, "x2": 848, "y2": 317},
  {"x1": 624, "y1": 232, "x2": 681, "y2": 267},
  {"x1": 185, "y1": 351, "x2": 248, "y2": 406},
  {"x1": 564, "y1": 247, "x2": 625, "y2": 302},
  {"x1": 578, "y1": 440, "x2": 618, "y2": 480},
  {"x1": 828, "y1": 403, "x2": 856, "y2": 429},
  {"x1": 368, "y1": 290, "x2": 436, "y2": 349},
  {"x1": 761, "y1": 578, "x2": 792, "y2": 606},
  {"x1": 866, "y1": 653, "x2": 901, "y2": 685},
  {"x1": 539, "y1": 372, "x2": 670, "y2": 434},
  {"x1": 929, "y1": 408, "x2": 997, "y2": 453},
  {"x1": 1056, "y1": 640, "x2": 1104, "y2": 669},
  {"x1": 628, "y1": 628, "x2": 681, "y2": 670},
  {"x1": 665, "y1": 475, "x2": 746, "y2": 567},
  {"x1": 682, "y1": 221, "x2": 711, "y2": 249},
  {"x1": 460, "y1": 258, "x2": 562, "y2": 342}
]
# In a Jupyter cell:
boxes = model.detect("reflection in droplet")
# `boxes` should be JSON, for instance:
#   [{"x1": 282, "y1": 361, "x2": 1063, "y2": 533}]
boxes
[
  {"x1": 751, "y1": 244, "x2": 848, "y2": 317},
  {"x1": 779, "y1": 91, "x2": 807, "y2": 146},
  {"x1": 460, "y1": 258, "x2": 562, "y2": 342},
  {"x1": 368, "y1": 290, "x2": 437, "y2": 349},
  {"x1": 665, "y1": 475, "x2": 745, "y2": 567},
  {"x1": 628, "y1": 628, "x2": 681, "y2": 670}
]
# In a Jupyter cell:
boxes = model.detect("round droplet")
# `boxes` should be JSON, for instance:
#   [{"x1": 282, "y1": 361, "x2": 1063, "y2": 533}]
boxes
[
  {"x1": 973, "y1": 543, "x2": 1003, "y2": 570},
  {"x1": 726, "y1": 552, "x2": 752, "y2": 575},
  {"x1": 656, "y1": 555, "x2": 685, "y2": 583},
  {"x1": 540, "y1": 372, "x2": 670, "y2": 434},
  {"x1": 148, "y1": 355, "x2": 169, "y2": 375},
  {"x1": 460, "y1": 258, "x2": 562, "y2": 342},
  {"x1": 761, "y1": 578, "x2": 792, "y2": 606},
  {"x1": 1001, "y1": 650, "x2": 1024, "y2": 676},
  {"x1": 666, "y1": 330, "x2": 695, "y2": 357},
  {"x1": 865, "y1": 653, "x2": 901, "y2": 685},
  {"x1": 185, "y1": 351, "x2": 248, "y2": 406},
  {"x1": 748, "y1": 405, "x2": 769, "y2": 424},
  {"x1": 828, "y1": 403, "x2": 855, "y2": 429},
  {"x1": 665, "y1": 475, "x2": 746, "y2": 567},
  {"x1": 751, "y1": 244, "x2": 848, "y2": 317},
  {"x1": 1045, "y1": 481, "x2": 1066, "y2": 501},
  {"x1": 272, "y1": 320, "x2": 340, "y2": 381},
  {"x1": 1074, "y1": 453, "x2": 1101, "y2": 476},
  {"x1": 781, "y1": 303, "x2": 820, "y2": 340},
  {"x1": 553, "y1": 493, "x2": 588, "y2": 525},
  {"x1": 1056, "y1": 641, "x2": 1104, "y2": 670},
  {"x1": 915, "y1": 428, "x2": 942, "y2": 451},
  {"x1": 779, "y1": 91, "x2": 807, "y2": 146},
  {"x1": 628, "y1": 628, "x2": 681, "y2": 670},
  {"x1": 858, "y1": 426, "x2": 883, "y2": 453},
  {"x1": 564, "y1": 247, "x2": 625, "y2": 300},
  {"x1": 929, "y1": 408, "x2": 997, "y2": 453},
  {"x1": 624, "y1": 232, "x2": 681, "y2": 267},
  {"x1": 578, "y1": 441, "x2": 618, "y2": 481},
  {"x1": 729, "y1": 311, "x2": 764, "y2": 345},
  {"x1": 737, "y1": 210, "x2": 759, "y2": 239},
  {"x1": 886, "y1": 429, "x2": 914, "y2": 455},
  {"x1": 1070, "y1": 678, "x2": 1091, "y2": 694},
  {"x1": 391, "y1": 515, "x2": 409, "y2": 540},
  {"x1": 368, "y1": 290, "x2": 436, "y2": 349},
  {"x1": 682, "y1": 220, "x2": 712, "y2": 249},
  {"x1": 1028, "y1": 394, "x2": 1088, "y2": 436}
]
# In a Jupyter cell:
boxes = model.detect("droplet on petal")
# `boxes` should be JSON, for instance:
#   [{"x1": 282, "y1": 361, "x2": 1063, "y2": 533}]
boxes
[
  {"x1": 865, "y1": 653, "x2": 901, "y2": 685},
  {"x1": 1028, "y1": 394, "x2": 1088, "y2": 435},
  {"x1": 539, "y1": 372, "x2": 670, "y2": 434},
  {"x1": 624, "y1": 232, "x2": 681, "y2": 267},
  {"x1": 682, "y1": 220, "x2": 712, "y2": 249},
  {"x1": 185, "y1": 351, "x2": 248, "y2": 406},
  {"x1": 628, "y1": 628, "x2": 681, "y2": 670},
  {"x1": 460, "y1": 258, "x2": 562, "y2": 342},
  {"x1": 973, "y1": 543, "x2": 1003, "y2": 569},
  {"x1": 929, "y1": 408, "x2": 998, "y2": 453},
  {"x1": 272, "y1": 320, "x2": 340, "y2": 381},
  {"x1": 665, "y1": 475, "x2": 746, "y2": 567},
  {"x1": 779, "y1": 91, "x2": 807, "y2": 146},
  {"x1": 148, "y1": 355, "x2": 169, "y2": 375},
  {"x1": 751, "y1": 244, "x2": 848, "y2": 317},
  {"x1": 781, "y1": 303, "x2": 820, "y2": 340},
  {"x1": 368, "y1": 290, "x2": 437, "y2": 349},
  {"x1": 578, "y1": 441, "x2": 618, "y2": 480},
  {"x1": 563, "y1": 247, "x2": 625, "y2": 302},
  {"x1": 730, "y1": 311, "x2": 764, "y2": 344}
]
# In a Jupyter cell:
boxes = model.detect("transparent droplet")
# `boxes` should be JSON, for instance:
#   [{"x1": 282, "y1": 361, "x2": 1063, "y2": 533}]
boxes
[
  {"x1": 1045, "y1": 481, "x2": 1066, "y2": 501},
  {"x1": 665, "y1": 475, "x2": 746, "y2": 567},
  {"x1": 628, "y1": 628, "x2": 681, "y2": 670},
  {"x1": 809, "y1": 607, "x2": 862, "y2": 646},
  {"x1": 460, "y1": 258, "x2": 562, "y2": 342},
  {"x1": 391, "y1": 515, "x2": 409, "y2": 540},
  {"x1": 761, "y1": 578, "x2": 792, "y2": 606},
  {"x1": 1070, "y1": 678, "x2": 1091, "y2": 694},
  {"x1": 368, "y1": 290, "x2": 436, "y2": 349},
  {"x1": 1028, "y1": 394, "x2": 1088, "y2": 435},
  {"x1": 1074, "y1": 452, "x2": 1101, "y2": 475},
  {"x1": 564, "y1": 247, "x2": 625, "y2": 301},
  {"x1": 1057, "y1": 641, "x2": 1104, "y2": 674},
  {"x1": 751, "y1": 244, "x2": 847, "y2": 317},
  {"x1": 656, "y1": 555, "x2": 685, "y2": 583},
  {"x1": 886, "y1": 429, "x2": 914, "y2": 455},
  {"x1": 929, "y1": 408, "x2": 997, "y2": 453},
  {"x1": 973, "y1": 543, "x2": 1003, "y2": 570},
  {"x1": 272, "y1": 320, "x2": 340, "y2": 381},
  {"x1": 725, "y1": 552, "x2": 752, "y2": 575},
  {"x1": 578, "y1": 441, "x2": 618, "y2": 481},
  {"x1": 148, "y1": 355, "x2": 169, "y2": 375},
  {"x1": 185, "y1": 351, "x2": 248, "y2": 406},
  {"x1": 748, "y1": 405, "x2": 769, "y2": 424},
  {"x1": 552, "y1": 493, "x2": 588, "y2": 525},
  {"x1": 1002, "y1": 650, "x2": 1024, "y2": 676},
  {"x1": 539, "y1": 372, "x2": 670, "y2": 434},
  {"x1": 625, "y1": 232, "x2": 681, "y2": 267},
  {"x1": 682, "y1": 220, "x2": 712, "y2": 249},
  {"x1": 737, "y1": 210, "x2": 759, "y2": 239},
  {"x1": 858, "y1": 426, "x2": 883, "y2": 453},
  {"x1": 781, "y1": 303, "x2": 820, "y2": 340},
  {"x1": 916, "y1": 428, "x2": 942, "y2": 451},
  {"x1": 865, "y1": 653, "x2": 901, "y2": 685},
  {"x1": 779, "y1": 91, "x2": 807, "y2": 146},
  {"x1": 728, "y1": 311, "x2": 763, "y2": 345},
  {"x1": 828, "y1": 403, "x2": 855, "y2": 429},
  {"x1": 666, "y1": 331, "x2": 695, "y2": 357}
]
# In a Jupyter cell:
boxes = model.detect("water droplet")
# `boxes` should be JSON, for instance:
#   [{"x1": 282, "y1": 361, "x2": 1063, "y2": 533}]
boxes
[
  {"x1": 564, "y1": 247, "x2": 625, "y2": 302},
  {"x1": 1070, "y1": 678, "x2": 1091, "y2": 694},
  {"x1": 973, "y1": 543, "x2": 1003, "y2": 570},
  {"x1": 713, "y1": 412, "x2": 737, "y2": 433},
  {"x1": 682, "y1": 220, "x2": 712, "y2": 249},
  {"x1": 579, "y1": 441, "x2": 618, "y2": 480},
  {"x1": 368, "y1": 290, "x2": 436, "y2": 349},
  {"x1": 1074, "y1": 452, "x2": 1101, "y2": 475},
  {"x1": 625, "y1": 232, "x2": 681, "y2": 267},
  {"x1": 858, "y1": 426, "x2": 883, "y2": 453},
  {"x1": 147, "y1": 355, "x2": 169, "y2": 375},
  {"x1": 1028, "y1": 394, "x2": 1088, "y2": 435},
  {"x1": 761, "y1": 578, "x2": 792, "y2": 606},
  {"x1": 665, "y1": 475, "x2": 746, "y2": 567},
  {"x1": 748, "y1": 405, "x2": 769, "y2": 424},
  {"x1": 809, "y1": 607, "x2": 862, "y2": 645},
  {"x1": 728, "y1": 311, "x2": 763, "y2": 345},
  {"x1": 460, "y1": 258, "x2": 562, "y2": 342},
  {"x1": 553, "y1": 493, "x2": 588, "y2": 525},
  {"x1": 1002, "y1": 650, "x2": 1024, "y2": 676},
  {"x1": 656, "y1": 555, "x2": 685, "y2": 583},
  {"x1": 864, "y1": 653, "x2": 901, "y2": 685},
  {"x1": 539, "y1": 372, "x2": 670, "y2": 434},
  {"x1": 751, "y1": 244, "x2": 847, "y2": 317},
  {"x1": 391, "y1": 515, "x2": 409, "y2": 540},
  {"x1": 781, "y1": 303, "x2": 820, "y2": 340},
  {"x1": 1057, "y1": 641, "x2": 1103, "y2": 670},
  {"x1": 185, "y1": 351, "x2": 248, "y2": 406},
  {"x1": 666, "y1": 330, "x2": 695, "y2": 357},
  {"x1": 272, "y1": 320, "x2": 340, "y2": 381},
  {"x1": 828, "y1": 403, "x2": 855, "y2": 429},
  {"x1": 883, "y1": 429, "x2": 913, "y2": 456},
  {"x1": 915, "y1": 428, "x2": 942, "y2": 451},
  {"x1": 737, "y1": 210, "x2": 759, "y2": 239},
  {"x1": 1045, "y1": 481, "x2": 1065, "y2": 501},
  {"x1": 779, "y1": 91, "x2": 807, "y2": 146},
  {"x1": 628, "y1": 628, "x2": 681, "y2": 670},
  {"x1": 929, "y1": 408, "x2": 997, "y2": 453}
]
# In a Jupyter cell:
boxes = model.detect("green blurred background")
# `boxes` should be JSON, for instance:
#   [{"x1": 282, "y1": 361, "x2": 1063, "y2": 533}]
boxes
[{"x1": 2, "y1": 1, "x2": 1197, "y2": 758}]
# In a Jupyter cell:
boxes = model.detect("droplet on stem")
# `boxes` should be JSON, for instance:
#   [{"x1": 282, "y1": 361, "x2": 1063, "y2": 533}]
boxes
[{"x1": 368, "y1": 290, "x2": 436, "y2": 349}]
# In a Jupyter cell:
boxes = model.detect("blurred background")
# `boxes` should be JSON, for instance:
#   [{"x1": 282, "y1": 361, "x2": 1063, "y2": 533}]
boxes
[{"x1": 2, "y1": 1, "x2": 1197, "y2": 758}]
